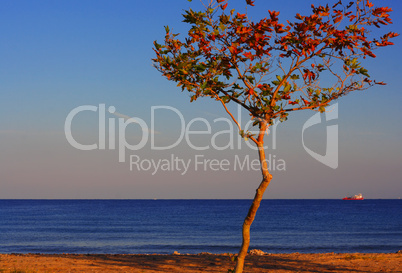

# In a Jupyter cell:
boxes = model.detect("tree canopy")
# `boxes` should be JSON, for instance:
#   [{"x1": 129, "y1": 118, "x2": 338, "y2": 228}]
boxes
[{"x1": 153, "y1": 0, "x2": 397, "y2": 135}]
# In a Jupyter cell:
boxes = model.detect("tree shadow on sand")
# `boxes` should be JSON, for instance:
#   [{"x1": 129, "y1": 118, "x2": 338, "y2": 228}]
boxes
[{"x1": 54, "y1": 253, "x2": 377, "y2": 272}]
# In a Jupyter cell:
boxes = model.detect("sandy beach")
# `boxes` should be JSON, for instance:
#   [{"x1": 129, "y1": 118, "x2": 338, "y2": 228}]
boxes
[{"x1": 0, "y1": 252, "x2": 401, "y2": 272}]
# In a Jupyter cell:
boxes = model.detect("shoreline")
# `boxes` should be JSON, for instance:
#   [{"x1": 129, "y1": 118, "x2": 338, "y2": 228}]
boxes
[{"x1": 1, "y1": 252, "x2": 401, "y2": 272}]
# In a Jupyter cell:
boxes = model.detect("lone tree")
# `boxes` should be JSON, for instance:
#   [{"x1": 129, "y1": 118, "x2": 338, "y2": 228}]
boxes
[{"x1": 152, "y1": 0, "x2": 397, "y2": 272}]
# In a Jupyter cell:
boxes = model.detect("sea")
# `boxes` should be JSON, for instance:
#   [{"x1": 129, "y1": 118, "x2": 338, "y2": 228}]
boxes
[{"x1": 0, "y1": 199, "x2": 400, "y2": 254}]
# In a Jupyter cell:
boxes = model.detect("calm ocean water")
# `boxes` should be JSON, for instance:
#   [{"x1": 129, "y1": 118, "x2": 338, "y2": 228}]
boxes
[{"x1": 0, "y1": 199, "x2": 400, "y2": 254}]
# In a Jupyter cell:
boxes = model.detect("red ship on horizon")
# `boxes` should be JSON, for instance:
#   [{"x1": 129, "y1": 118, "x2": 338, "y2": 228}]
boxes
[{"x1": 343, "y1": 193, "x2": 364, "y2": 200}]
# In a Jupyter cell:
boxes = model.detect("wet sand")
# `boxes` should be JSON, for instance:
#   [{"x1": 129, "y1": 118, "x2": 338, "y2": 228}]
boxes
[{"x1": 0, "y1": 252, "x2": 401, "y2": 272}]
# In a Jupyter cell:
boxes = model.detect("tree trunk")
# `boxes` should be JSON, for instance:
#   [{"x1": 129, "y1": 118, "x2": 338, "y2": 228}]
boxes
[{"x1": 234, "y1": 142, "x2": 272, "y2": 273}]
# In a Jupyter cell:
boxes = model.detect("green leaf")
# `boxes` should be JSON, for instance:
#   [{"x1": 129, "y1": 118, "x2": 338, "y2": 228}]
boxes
[
  {"x1": 279, "y1": 116, "x2": 287, "y2": 122},
  {"x1": 164, "y1": 25, "x2": 170, "y2": 34},
  {"x1": 272, "y1": 80, "x2": 280, "y2": 86},
  {"x1": 154, "y1": 41, "x2": 161, "y2": 50},
  {"x1": 290, "y1": 74, "x2": 300, "y2": 80},
  {"x1": 196, "y1": 64, "x2": 207, "y2": 72},
  {"x1": 246, "y1": 76, "x2": 254, "y2": 84},
  {"x1": 359, "y1": 68, "x2": 370, "y2": 77}
]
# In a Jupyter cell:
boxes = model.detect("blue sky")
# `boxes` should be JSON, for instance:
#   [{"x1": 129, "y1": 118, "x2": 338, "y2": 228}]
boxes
[{"x1": 0, "y1": 0, "x2": 401, "y2": 199}]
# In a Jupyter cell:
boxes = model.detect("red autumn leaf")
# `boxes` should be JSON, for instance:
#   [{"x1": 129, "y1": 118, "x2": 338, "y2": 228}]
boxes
[
  {"x1": 246, "y1": 88, "x2": 255, "y2": 96},
  {"x1": 268, "y1": 10, "x2": 280, "y2": 19},
  {"x1": 237, "y1": 13, "x2": 247, "y2": 19},
  {"x1": 246, "y1": 0, "x2": 255, "y2": 6},
  {"x1": 333, "y1": 15, "x2": 343, "y2": 24},
  {"x1": 228, "y1": 45, "x2": 238, "y2": 54},
  {"x1": 243, "y1": 52, "x2": 254, "y2": 60},
  {"x1": 295, "y1": 13, "x2": 303, "y2": 20}
]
